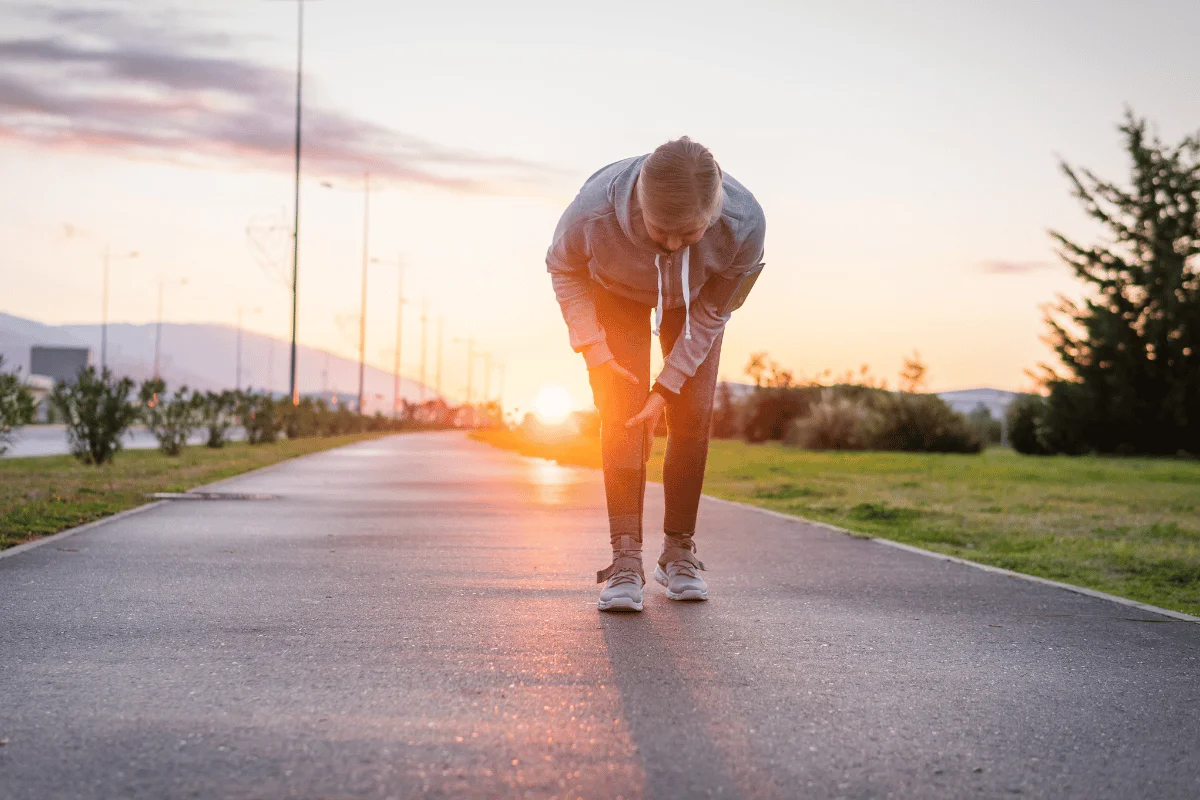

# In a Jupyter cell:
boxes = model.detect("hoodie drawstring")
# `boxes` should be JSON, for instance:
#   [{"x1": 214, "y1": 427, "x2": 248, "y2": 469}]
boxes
[
  {"x1": 654, "y1": 254, "x2": 664, "y2": 337},
  {"x1": 681, "y1": 247, "x2": 692, "y2": 340},
  {"x1": 653, "y1": 248, "x2": 693, "y2": 341}
]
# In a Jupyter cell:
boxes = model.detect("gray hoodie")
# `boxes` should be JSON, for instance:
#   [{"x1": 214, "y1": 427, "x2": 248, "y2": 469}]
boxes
[{"x1": 546, "y1": 155, "x2": 766, "y2": 394}]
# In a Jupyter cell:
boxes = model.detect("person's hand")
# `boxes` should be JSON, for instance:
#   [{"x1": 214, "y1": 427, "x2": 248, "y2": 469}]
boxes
[
  {"x1": 625, "y1": 392, "x2": 666, "y2": 431},
  {"x1": 590, "y1": 359, "x2": 640, "y2": 387}
]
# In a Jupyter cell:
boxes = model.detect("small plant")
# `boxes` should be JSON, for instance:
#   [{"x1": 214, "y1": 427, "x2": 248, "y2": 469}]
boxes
[
  {"x1": 237, "y1": 390, "x2": 282, "y2": 444},
  {"x1": 787, "y1": 391, "x2": 873, "y2": 450},
  {"x1": 1007, "y1": 394, "x2": 1051, "y2": 455},
  {"x1": 200, "y1": 390, "x2": 238, "y2": 448},
  {"x1": 0, "y1": 355, "x2": 36, "y2": 455},
  {"x1": 863, "y1": 392, "x2": 983, "y2": 454},
  {"x1": 966, "y1": 405, "x2": 1003, "y2": 445},
  {"x1": 139, "y1": 379, "x2": 202, "y2": 456},
  {"x1": 50, "y1": 367, "x2": 138, "y2": 465}
]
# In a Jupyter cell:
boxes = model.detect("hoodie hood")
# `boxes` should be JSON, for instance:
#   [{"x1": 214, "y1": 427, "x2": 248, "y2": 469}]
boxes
[{"x1": 608, "y1": 155, "x2": 660, "y2": 254}]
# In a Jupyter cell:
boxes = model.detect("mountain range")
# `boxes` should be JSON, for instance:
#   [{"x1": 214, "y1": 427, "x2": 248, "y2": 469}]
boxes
[{"x1": 0, "y1": 312, "x2": 436, "y2": 413}]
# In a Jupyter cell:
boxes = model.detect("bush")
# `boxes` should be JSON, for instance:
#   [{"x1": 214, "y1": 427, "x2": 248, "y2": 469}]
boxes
[
  {"x1": 863, "y1": 392, "x2": 983, "y2": 454},
  {"x1": 283, "y1": 397, "x2": 324, "y2": 439},
  {"x1": 742, "y1": 386, "x2": 817, "y2": 443},
  {"x1": 50, "y1": 367, "x2": 139, "y2": 465},
  {"x1": 139, "y1": 379, "x2": 203, "y2": 456},
  {"x1": 237, "y1": 391, "x2": 283, "y2": 444},
  {"x1": 200, "y1": 390, "x2": 238, "y2": 448},
  {"x1": 1007, "y1": 394, "x2": 1050, "y2": 455},
  {"x1": 787, "y1": 392, "x2": 872, "y2": 450},
  {"x1": 966, "y1": 405, "x2": 1003, "y2": 445},
  {"x1": 0, "y1": 356, "x2": 35, "y2": 456}
]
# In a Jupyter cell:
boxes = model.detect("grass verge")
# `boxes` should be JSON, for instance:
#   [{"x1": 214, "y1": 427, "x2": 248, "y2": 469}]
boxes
[
  {"x1": 471, "y1": 430, "x2": 1200, "y2": 616},
  {"x1": 1, "y1": 434, "x2": 388, "y2": 551}
]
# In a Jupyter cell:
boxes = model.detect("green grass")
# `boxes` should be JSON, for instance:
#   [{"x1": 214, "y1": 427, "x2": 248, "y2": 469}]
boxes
[
  {"x1": 471, "y1": 430, "x2": 1200, "y2": 616},
  {"x1": 0, "y1": 434, "x2": 387, "y2": 550}
]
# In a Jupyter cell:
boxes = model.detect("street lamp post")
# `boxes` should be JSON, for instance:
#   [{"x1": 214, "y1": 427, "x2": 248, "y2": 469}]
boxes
[
  {"x1": 236, "y1": 305, "x2": 262, "y2": 391},
  {"x1": 372, "y1": 256, "x2": 406, "y2": 417},
  {"x1": 454, "y1": 336, "x2": 475, "y2": 405},
  {"x1": 322, "y1": 172, "x2": 372, "y2": 414},
  {"x1": 357, "y1": 172, "x2": 370, "y2": 413},
  {"x1": 100, "y1": 246, "x2": 139, "y2": 372},
  {"x1": 154, "y1": 277, "x2": 188, "y2": 380},
  {"x1": 267, "y1": 0, "x2": 322, "y2": 406},
  {"x1": 418, "y1": 298, "x2": 429, "y2": 403},
  {"x1": 435, "y1": 315, "x2": 444, "y2": 399}
]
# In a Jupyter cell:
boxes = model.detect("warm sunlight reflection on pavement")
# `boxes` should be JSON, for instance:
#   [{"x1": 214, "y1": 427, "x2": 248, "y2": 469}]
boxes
[{"x1": 524, "y1": 457, "x2": 581, "y2": 506}]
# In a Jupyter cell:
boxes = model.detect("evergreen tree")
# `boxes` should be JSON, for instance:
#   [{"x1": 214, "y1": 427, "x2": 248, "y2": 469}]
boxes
[{"x1": 1042, "y1": 112, "x2": 1200, "y2": 455}]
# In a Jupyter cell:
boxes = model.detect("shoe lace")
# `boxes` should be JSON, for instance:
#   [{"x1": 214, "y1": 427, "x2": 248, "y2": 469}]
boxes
[
  {"x1": 608, "y1": 568, "x2": 642, "y2": 588},
  {"x1": 665, "y1": 560, "x2": 699, "y2": 579}
]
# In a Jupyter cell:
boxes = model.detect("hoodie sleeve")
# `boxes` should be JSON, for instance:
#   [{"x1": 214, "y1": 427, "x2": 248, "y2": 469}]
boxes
[
  {"x1": 546, "y1": 198, "x2": 615, "y2": 369},
  {"x1": 655, "y1": 219, "x2": 766, "y2": 394}
]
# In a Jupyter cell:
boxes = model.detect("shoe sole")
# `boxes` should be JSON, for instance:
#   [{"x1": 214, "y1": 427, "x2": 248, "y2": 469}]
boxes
[
  {"x1": 598, "y1": 597, "x2": 643, "y2": 612},
  {"x1": 653, "y1": 565, "x2": 709, "y2": 601}
]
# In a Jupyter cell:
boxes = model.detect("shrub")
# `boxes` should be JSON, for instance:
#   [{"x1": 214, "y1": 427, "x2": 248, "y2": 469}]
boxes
[
  {"x1": 139, "y1": 379, "x2": 203, "y2": 456},
  {"x1": 1007, "y1": 394, "x2": 1050, "y2": 455},
  {"x1": 742, "y1": 386, "x2": 818, "y2": 443},
  {"x1": 966, "y1": 405, "x2": 1003, "y2": 445},
  {"x1": 200, "y1": 390, "x2": 238, "y2": 448},
  {"x1": 864, "y1": 392, "x2": 983, "y2": 453},
  {"x1": 284, "y1": 397, "x2": 324, "y2": 439},
  {"x1": 787, "y1": 392, "x2": 873, "y2": 450},
  {"x1": 237, "y1": 391, "x2": 282, "y2": 444},
  {"x1": 50, "y1": 367, "x2": 138, "y2": 465},
  {"x1": 0, "y1": 356, "x2": 35, "y2": 455}
]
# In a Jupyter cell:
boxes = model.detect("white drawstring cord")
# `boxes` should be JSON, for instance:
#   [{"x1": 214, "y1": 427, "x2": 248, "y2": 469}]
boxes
[
  {"x1": 653, "y1": 248, "x2": 693, "y2": 341},
  {"x1": 681, "y1": 246, "x2": 692, "y2": 341},
  {"x1": 653, "y1": 254, "x2": 664, "y2": 337}
]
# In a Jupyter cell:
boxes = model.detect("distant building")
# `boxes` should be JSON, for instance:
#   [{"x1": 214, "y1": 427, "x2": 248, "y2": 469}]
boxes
[{"x1": 30, "y1": 346, "x2": 90, "y2": 383}]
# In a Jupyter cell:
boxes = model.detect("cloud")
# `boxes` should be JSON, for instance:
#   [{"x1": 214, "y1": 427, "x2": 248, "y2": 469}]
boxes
[
  {"x1": 977, "y1": 260, "x2": 1055, "y2": 275},
  {"x1": 0, "y1": 6, "x2": 556, "y2": 192}
]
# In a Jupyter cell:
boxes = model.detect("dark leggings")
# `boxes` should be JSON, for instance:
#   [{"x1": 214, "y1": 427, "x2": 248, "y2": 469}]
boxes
[{"x1": 587, "y1": 285, "x2": 722, "y2": 550}]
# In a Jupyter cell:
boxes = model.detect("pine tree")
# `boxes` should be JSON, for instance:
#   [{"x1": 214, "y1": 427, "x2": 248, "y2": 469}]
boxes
[{"x1": 1042, "y1": 112, "x2": 1200, "y2": 455}]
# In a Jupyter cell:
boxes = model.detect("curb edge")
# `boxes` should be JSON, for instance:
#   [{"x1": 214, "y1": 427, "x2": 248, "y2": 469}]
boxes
[{"x1": 700, "y1": 494, "x2": 1200, "y2": 624}]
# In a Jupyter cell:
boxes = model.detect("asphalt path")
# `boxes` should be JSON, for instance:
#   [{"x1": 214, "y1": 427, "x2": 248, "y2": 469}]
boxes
[
  {"x1": 2, "y1": 425, "x2": 245, "y2": 458},
  {"x1": 1, "y1": 432, "x2": 1197, "y2": 799}
]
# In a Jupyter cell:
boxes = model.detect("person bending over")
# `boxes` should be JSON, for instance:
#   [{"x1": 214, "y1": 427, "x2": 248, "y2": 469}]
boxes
[{"x1": 546, "y1": 137, "x2": 767, "y2": 612}]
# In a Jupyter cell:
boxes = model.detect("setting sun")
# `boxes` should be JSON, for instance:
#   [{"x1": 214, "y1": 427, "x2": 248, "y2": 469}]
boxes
[{"x1": 531, "y1": 385, "x2": 574, "y2": 424}]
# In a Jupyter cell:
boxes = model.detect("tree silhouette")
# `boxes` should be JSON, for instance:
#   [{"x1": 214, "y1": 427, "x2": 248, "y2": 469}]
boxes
[{"x1": 1041, "y1": 112, "x2": 1200, "y2": 454}]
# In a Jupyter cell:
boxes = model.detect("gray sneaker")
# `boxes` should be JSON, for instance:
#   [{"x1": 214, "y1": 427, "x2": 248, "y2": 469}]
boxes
[
  {"x1": 654, "y1": 538, "x2": 708, "y2": 601},
  {"x1": 597, "y1": 540, "x2": 645, "y2": 612}
]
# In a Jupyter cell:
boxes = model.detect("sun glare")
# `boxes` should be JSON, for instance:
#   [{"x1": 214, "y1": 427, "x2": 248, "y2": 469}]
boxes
[{"x1": 532, "y1": 385, "x2": 573, "y2": 425}]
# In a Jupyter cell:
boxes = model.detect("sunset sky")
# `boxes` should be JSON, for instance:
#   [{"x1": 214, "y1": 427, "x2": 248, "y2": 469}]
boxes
[{"x1": 2, "y1": 0, "x2": 1199, "y2": 413}]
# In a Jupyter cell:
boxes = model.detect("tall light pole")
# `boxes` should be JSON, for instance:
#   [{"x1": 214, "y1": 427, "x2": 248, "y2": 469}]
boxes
[
  {"x1": 418, "y1": 298, "x2": 429, "y2": 402},
  {"x1": 481, "y1": 350, "x2": 492, "y2": 405},
  {"x1": 236, "y1": 305, "x2": 262, "y2": 390},
  {"x1": 454, "y1": 336, "x2": 475, "y2": 405},
  {"x1": 322, "y1": 172, "x2": 373, "y2": 413},
  {"x1": 435, "y1": 315, "x2": 444, "y2": 399},
  {"x1": 100, "y1": 246, "x2": 138, "y2": 372},
  {"x1": 154, "y1": 277, "x2": 188, "y2": 380},
  {"x1": 496, "y1": 362, "x2": 505, "y2": 415},
  {"x1": 357, "y1": 171, "x2": 370, "y2": 413},
  {"x1": 269, "y1": 0, "x2": 321, "y2": 406},
  {"x1": 372, "y1": 256, "x2": 406, "y2": 417}
]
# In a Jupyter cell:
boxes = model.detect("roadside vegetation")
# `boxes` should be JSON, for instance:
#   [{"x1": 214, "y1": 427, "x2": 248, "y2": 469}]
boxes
[{"x1": 0, "y1": 434, "x2": 387, "y2": 550}]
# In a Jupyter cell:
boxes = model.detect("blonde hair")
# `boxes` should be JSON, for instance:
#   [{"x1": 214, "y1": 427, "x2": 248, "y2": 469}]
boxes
[{"x1": 637, "y1": 136, "x2": 723, "y2": 233}]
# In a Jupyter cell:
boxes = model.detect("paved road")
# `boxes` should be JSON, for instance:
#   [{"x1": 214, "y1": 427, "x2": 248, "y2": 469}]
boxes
[
  {"x1": 1, "y1": 432, "x2": 1197, "y2": 799},
  {"x1": 2, "y1": 425, "x2": 245, "y2": 458}
]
